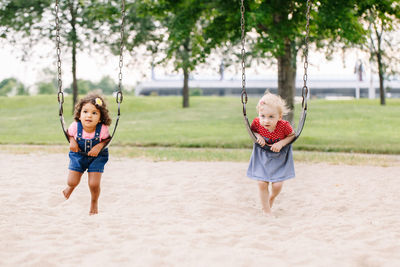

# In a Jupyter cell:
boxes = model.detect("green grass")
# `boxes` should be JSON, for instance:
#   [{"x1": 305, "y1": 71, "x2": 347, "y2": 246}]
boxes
[{"x1": 1, "y1": 95, "x2": 400, "y2": 154}]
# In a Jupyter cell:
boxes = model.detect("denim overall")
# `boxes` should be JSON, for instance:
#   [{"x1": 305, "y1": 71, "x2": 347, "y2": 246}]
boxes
[{"x1": 68, "y1": 122, "x2": 109, "y2": 173}]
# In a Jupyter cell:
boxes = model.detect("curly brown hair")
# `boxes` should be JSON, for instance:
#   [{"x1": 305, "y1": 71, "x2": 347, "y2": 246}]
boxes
[{"x1": 73, "y1": 92, "x2": 112, "y2": 126}]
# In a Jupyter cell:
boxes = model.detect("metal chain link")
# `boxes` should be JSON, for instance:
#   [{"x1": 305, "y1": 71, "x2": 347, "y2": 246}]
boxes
[
  {"x1": 116, "y1": 0, "x2": 125, "y2": 109},
  {"x1": 240, "y1": 0, "x2": 310, "y2": 109},
  {"x1": 240, "y1": 0, "x2": 247, "y2": 109},
  {"x1": 55, "y1": 0, "x2": 126, "y2": 144},
  {"x1": 302, "y1": 0, "x2": 311, "y2": 110},
  {"x1": 240, "y1": 0, "x2": 311, "y2": 145},
  {"x1": 55, "y1": 0, "x2": 64, "y2": 115},
  {"x1": 56, "y1": 0, "x2": 125, "y2": 108}
]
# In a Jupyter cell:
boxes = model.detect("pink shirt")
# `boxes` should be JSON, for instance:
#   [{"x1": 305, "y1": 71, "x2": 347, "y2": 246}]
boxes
[{"x1": 68, "y1": 121, "x2": 110, "y2": 141}]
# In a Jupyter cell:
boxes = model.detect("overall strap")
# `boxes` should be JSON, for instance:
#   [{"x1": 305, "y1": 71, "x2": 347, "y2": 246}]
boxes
[
  {"x1": 77, "y1": 121, "x2": 83, "y2": 140},
  {"x1": 94, "y1": 123, "x2": 102, "y2": 141}
]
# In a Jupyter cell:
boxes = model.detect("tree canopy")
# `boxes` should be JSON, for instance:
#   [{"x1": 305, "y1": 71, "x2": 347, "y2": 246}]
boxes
[
  {"x1": 0, "y1": 0, "x2": 124, "y2": 109},
  {"x1": 1, "y1": 0, "x2": 400, "y2": 111}
]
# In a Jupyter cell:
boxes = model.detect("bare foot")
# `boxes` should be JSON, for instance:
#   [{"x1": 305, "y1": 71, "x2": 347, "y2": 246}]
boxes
[
  {"x1": 261, "y1": 209, "x2": 275, "y2": 219},
  {"x1": 62, "y1": 187, "x2": 73, "y2": 199},
  {"x1": 89, "y1": 201, "x2": 98, "y2": 215},
  {"x1": 262, "y1": 208, "x2": 272, "y2": 216}
]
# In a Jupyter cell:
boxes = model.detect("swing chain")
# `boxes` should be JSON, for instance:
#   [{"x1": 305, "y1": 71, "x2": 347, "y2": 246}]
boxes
[
  {"x1": 116, "y1": 0, "x2": 125, "y2": 106},
  {"x1": 302, "y1": 0, "x2": 311, "y2": 110},
  {"x1": 55, "y1": 0, "x2": 63, "y2": 108},
  {"x1": 240, "y1": 0, "x2": 247, "y2": 106}
]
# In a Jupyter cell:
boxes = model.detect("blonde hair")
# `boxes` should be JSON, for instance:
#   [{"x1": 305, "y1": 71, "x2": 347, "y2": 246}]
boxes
[{"x1": 256, "y1": 91, "x2": 290, "y2": 117}]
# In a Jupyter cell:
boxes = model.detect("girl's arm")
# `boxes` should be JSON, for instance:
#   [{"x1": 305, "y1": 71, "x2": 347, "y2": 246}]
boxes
[
  {"x1": 88, "y1": 125, "x2": 110, "y2": 157},
  {"x1": 253, "y1": 132, "x2": 266, "y2": 147},
  {"x1": 87, "y1": 138, "x2": 110, "y2": 157},
  {"x1": 250, "y1": 118, "x2": 266, "y2": 146},
  {"x1": 270, "y1": 131, "x2": 295, "y2": 152},
  {"x1": 69, "y1": 136, "x2": 80, "y2": 152},
  {"x1": 67, "y1": 122, "x2": 80, "y2": 152}
]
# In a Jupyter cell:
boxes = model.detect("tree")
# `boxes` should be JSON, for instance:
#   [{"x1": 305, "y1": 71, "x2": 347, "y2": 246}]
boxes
[
  {"x1": 0, "y1": 0, "x2": 123, "y2": 109},
  {"x1": 96, "y1": 75, "x2": 117, "y2": 95},
  {"x1": 247, "y1": 0, "x2": 368, "y2": 122},
  {"x1": 0, "y1": 78, "x2": 28, "y2": 96},
  {"x1": 126, "y1": 0, "x2": 224, "y2": 108},
  {"x1": 36, "y1": 67, "x2": 57, "y2": 95},
  {"x1": 184, "y1": 0, "x2": 367, "y2": 122},
  {"x1": 64, "y1": 79, "x2": 96, "y2": 95},
  {"x1": 359, "y1": 1, "x2": 400, "y2": 105},
  {"x1": 37, "y1": 82, "x2": 57, "y2": 94}
]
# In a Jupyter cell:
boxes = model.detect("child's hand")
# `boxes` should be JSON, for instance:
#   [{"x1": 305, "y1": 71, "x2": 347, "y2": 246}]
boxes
[
  {"x1": 256, "y1": 136, "x2": 266, "y2": 147},
  {"x1": 88, "y1": 144, "x2": 103, "y2": 157},
  {"x1": 69, "y1": 139, "x2": 80, "y2": 152},
  {"x1": 270, "y1": 142, "x2": 283, "y2": 153}
]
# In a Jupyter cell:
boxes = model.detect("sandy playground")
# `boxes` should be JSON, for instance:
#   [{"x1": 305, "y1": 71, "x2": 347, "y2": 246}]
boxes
[{"x1": 0, "y1": 151, "x2": 400, "y2": 267}]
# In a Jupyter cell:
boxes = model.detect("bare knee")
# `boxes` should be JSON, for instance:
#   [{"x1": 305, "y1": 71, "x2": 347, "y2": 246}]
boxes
[
  {"x1": 258, "y1": 181, "x2": 269, "y2": 191},
  {"x1": 68, "y1": 180, "x2": 79, "y2": 188},
  {"x1": 88, "y1": 181, "x2": 100, "y2": 191},
  {"x1": 67, "y1": 171, "x2": 82, "y2": 187},
  {"x1": 67, "y1": 176, "x2": 81, "y2": 187},
  {"x1": 272, "y1": 182, "x2": 283, "y2": 191},
  {"x1": 88, "y1": 172, "x2": 102, "y2": 191}
]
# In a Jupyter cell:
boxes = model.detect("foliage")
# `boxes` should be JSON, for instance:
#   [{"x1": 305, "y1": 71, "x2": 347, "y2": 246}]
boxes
[
  {"x1": 0, "y1": 68, "x2": 118, "y2": 96},
  {"x1": 63, "y1": 76, "x2": 117, "y2": 95},
  {"x1": 96, "y1": 75, "x2": 117, "y2": 95},
  {"x1": 64, "y1": 79, "x2": 93, "y2": 95},
  {"x1": 0, "y1": 78, "x2": 28, "y2": 96},
  {"x1": 36, "y1": 68, "x2": 57, "y2": 95},
  {"x1": 358, "y1": 0, "x2": 400, "y2": 105},
  {"x1": 122, "y1": 0, "x2": 236, "y2": 107},
  {"x1": 0, "y1": 0, "x2": 125, "y2": 107},
  {"x1": 0, "y1": 0, "x2": 51, "y2": 39},
  {"x1": 37, "y1": 82, "x2": 57, "y2": 95},
  {"x1": 190, "y1": 88, "x2": 203, "y2": 96}
]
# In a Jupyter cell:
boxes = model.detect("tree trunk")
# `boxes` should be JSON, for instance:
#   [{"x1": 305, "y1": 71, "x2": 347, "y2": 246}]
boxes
[
  {"x1": 277, "y1": 38, "x2": 297, "y2": 124},
  {"x1": 182, "y1": 68, "x2": 189, "y2": 108},
  {"x1": 182, "y1": 38, "x2": 190, "y2": 108},
  {"x1": 377, "y1": 54, "x2": 385, "y2": 105},
  {"x1": 376, "y1": 34, "x2": 385, "y2": 105},
  {"x1": 69, "y1": 1, "x2": 78, "y2": 111}
]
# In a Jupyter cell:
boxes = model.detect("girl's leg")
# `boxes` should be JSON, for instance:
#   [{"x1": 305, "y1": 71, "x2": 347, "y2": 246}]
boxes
[
  {"x1": 63, "y1": 170, "x2": 83, "y2": 199},
  {"x1": 269, "y1": 181, "x2": 283, "y2": 208},
  {"x1": 88, "y1": 172, "x2": 102, "y2": 215},
  {"x1": 258, "y1": 181, "x2": 271, "y2": 214}
]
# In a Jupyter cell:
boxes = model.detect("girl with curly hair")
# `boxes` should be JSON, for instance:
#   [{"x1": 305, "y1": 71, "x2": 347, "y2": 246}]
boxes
[{"x1": 62, "y1": 92, "x2": 112, "y2": 215}]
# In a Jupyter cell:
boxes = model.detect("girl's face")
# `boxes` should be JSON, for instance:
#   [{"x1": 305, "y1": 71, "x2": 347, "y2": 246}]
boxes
[
  {"x1": 79, "y1": 103, "x2": 101, "y2": 130},
  {"x1": 258, "y1": 105, "x2": 282, "y2": 131}
]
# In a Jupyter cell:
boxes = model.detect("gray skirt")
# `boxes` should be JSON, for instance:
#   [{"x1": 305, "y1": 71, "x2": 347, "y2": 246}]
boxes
[{"x1": 247, "y1": 143, "x2": 295, "y2": 182}]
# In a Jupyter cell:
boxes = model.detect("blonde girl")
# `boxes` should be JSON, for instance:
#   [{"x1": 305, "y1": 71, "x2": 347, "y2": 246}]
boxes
[{"x1": 247, "y1": 92, "x2": 296, "y2": 215}]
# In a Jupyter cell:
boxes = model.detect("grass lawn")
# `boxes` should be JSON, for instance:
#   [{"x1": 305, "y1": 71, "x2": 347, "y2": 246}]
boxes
[{"x1": 0, "y1": 95, "x2": 400, "y2": 155}]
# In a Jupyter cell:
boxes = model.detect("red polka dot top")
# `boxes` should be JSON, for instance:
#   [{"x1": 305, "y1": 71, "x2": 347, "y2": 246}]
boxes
[{"x1": 250, "y1": 118, "x2": 294, "y2": 145}]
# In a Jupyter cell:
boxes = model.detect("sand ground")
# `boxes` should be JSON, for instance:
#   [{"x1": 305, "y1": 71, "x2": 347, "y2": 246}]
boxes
[{"x1": 1, "y1": 151, "x2": 399, "y2": 267}]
